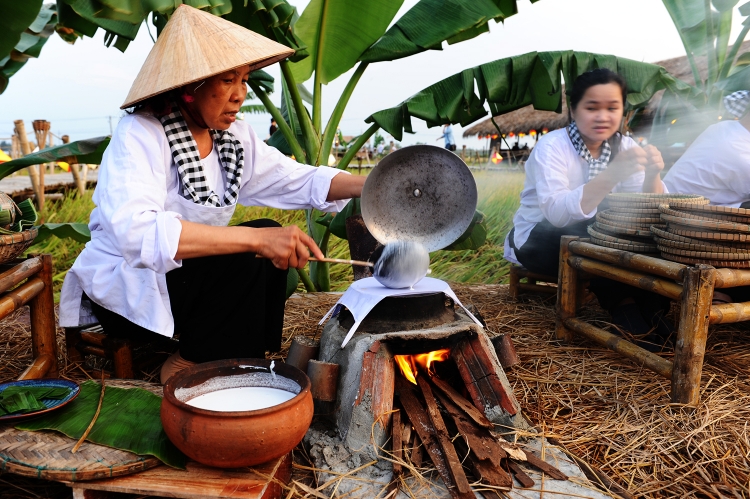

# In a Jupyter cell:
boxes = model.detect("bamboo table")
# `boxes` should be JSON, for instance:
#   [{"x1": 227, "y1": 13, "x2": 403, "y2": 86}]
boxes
[{"x1": 556, "y1": 236, "x2": 750, "y2": 404}]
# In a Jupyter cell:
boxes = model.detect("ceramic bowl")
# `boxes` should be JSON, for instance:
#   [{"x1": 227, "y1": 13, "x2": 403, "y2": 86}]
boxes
[{"x1": 161, "y1": 358, "x2": 313, "y2": 468}]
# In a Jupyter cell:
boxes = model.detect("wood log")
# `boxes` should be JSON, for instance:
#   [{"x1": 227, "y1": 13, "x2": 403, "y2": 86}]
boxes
[
  {"x1": 490, "y1": 334, "x2": 520, "y2": 369},
  {"x1": 430, "y1": 376, "x2": 493, "y2": 429},
  {"x1": 672, "y1": 265, "x2": 715, "y2": 404},
  {"x1": 29, "y1": 255, "x2": 58, "y2": 378},
  {"x1": 509, "y1": 265, "x2": 521, "y2": 300},
  {"x1": 564, "y1": 318, "x2": 673, "y2": 379},
  {"x1": 567, "y1": 255, "x2": 683, "y2": 301},
  {"x1": 13, "y1": 120, "x2": 43, "y2": 209},
  {"x1": 416, "y1": 377, "x2": 472, "y2": 496},
  {"x1": 396, "y1": 377, "x2": 471, "y2": 499},
  {"x1": 568, "y1": 240, "x2": 686, "y2": 281},
  {"x1": 505, "y1": 461, "x2": 534, "y2": 488},
  {"x1": 391, "y1": 409, "x2": 403, "y2": 478},
  {"x1": 307, "y1": 360, "x2": 339, "y2": 402},
  {"x1": 556, "y1": 236, "x2": 578, "y2": 341}
]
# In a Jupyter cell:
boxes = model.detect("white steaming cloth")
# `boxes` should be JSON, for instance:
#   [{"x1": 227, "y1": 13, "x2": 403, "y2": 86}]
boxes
[{"x1": 319, "y1": 277, "x2": 483, "y2": 348}]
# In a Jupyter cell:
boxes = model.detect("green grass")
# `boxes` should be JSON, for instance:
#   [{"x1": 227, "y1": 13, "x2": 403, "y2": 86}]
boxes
[{"x1": 27, "y1": 170, "x2": 526, "y2": 298}]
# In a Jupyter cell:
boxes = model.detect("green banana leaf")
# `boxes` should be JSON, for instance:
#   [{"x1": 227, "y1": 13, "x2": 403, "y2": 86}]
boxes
[
  {"x1": 34, "y1": 223, "x2": 92, "y2": 245},
  {"x1": 286, "y1": 267, "x2": 300, "y2": 298},
  {"x1": 17, "y1": 380, "x2": 188, "y2": 469},
  {"x1": 289, "y1": 0, "x2": 404, "y2": 84},
  {"x1": 0, "y1": 136, "x2": 110, "y2": 180},
  {"x1": 268, "y1": 79, "x2": 309, "y2": 156},
  {"x1": 443, "y1": 210, "x2": 486, "y2": 251},
  {"x1": 359, "y1": 0, "x2": 537, "y2": 64},
  {"x1": 0, "y1": 3, "x2": 56, "y2": 94},
  {"x1": 366, "y1": 50, "x2": 694, "y2": 141}
]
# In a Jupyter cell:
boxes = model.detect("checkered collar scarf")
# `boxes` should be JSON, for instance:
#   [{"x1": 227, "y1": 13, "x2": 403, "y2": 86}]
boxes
[
  {"x1": 159, "y1": 106, "x2": 244, "y2": 207},
  {"x1": 724, "y1": 90, "x2": 750, "y2": 119},
  {"x1": 567, "y1": 121, "x2": 612, "y2": 182}
]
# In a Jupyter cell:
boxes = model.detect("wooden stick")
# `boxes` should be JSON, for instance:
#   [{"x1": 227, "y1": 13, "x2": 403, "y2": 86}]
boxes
[
  {"x1": 505, "y1": 460, "x2": 534, "y2": 488},
  {"x1": 521, "y1": 450, "x2": 568, "y2": 480},
  {"x1": 72, "y1": 374, "x2": 106, "y2": 453},
  {"x1": 409, "y1": 433, "x2": 422, "y2": 467},
  {"x1": 568, "y1": 240, "x2": 686, "y2": 281},
  {"x1": 391, "y1": 408, "x2": 403, "y2": 478},
  {"x1": 430, "y1": 376, "x2": 493, "y2": 429},
  {"x1": 556, "y1": 236, "x2": 578, "y2": 342},
  {"x1": 255, "y1": 254, "x2": 373, "y2": 267}
]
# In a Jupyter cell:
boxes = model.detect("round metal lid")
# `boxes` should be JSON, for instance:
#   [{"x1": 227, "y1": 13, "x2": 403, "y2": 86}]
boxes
[{"x1": 360, "y1": 145, "x2": 477, "y2": 252}]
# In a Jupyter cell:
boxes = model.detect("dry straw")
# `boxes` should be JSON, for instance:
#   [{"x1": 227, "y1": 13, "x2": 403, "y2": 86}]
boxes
[{"x1": 121, "y1": 5, "x2": 294, "y2": 109}]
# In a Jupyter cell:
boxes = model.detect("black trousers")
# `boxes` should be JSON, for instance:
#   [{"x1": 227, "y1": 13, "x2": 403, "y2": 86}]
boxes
[
  {"x1": 90, "y1": 219, "x2": 289, "y2": 363},
  {"x1": 511, "y1": 218, "x2": 670, "y2": 313}
]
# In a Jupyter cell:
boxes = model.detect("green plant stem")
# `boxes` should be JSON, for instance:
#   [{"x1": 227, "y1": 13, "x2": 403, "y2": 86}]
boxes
[
  {"x1": 249, "y1": 81, "x2": 307, "y2": 162},
  {"x1": 718, "y1": 23, "x2": 750, "y2": 80},
  {"x1": 705, "y1": 0, "x2": 718, "y2": 88},
  {"x1": 337, "y1": 123, "x2": 379, "y2": 170},
  {"x1": 319, "y1": 62, "x2": 369, "y2": 165},
  {"x1": 297, "y1": 267, "x2": 316, "y2": 292},
  {"x1": 279, "y1": 60, "x2": 319, "y2": 163}
]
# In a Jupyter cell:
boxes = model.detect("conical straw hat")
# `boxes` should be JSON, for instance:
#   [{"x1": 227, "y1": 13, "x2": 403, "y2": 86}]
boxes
[{"x1": 121, "y1": 4, "x2": 294, "y2": 109}]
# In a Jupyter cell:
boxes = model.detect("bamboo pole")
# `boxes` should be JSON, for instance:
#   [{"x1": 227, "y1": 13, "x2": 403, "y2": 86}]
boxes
[
  {"x1": 13, "y1": 121, "x2": 43, "y2": 208},
  {"x1": 556, "y1": 236, "x2": 579, "y2": 341},
  {"x1": 32, "y1": 120, "x2": 49, "y2": 213},
  {"x1": 29, "y1": 255, "x2": 58, "y2": 378},
  {"x1": 672, "y1": 265, "x2": 715, "y2": 404},
  {"x1": 710, "y1": 301, "x2": 750, "y2": 324},
  {"x1": 713, "y1": 268, "x2": 750, "y2": 288},
  {"x1": 567, "y1": 255, "x2": 683, "y2": 300},
  {"x1": 62, "y1": 135, "x2": 86, "y2": 197},
  {"x1": 564, "y1": 317, "x2": 674, "y2": 378},
  {"x1": 569, "y1": 240, "x2": 686, "y2": 281}
]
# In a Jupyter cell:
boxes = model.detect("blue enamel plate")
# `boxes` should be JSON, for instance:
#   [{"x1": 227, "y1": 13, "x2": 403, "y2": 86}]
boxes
[{"x1": 0, "y1": 379, "x2": 80, "y2": 422}]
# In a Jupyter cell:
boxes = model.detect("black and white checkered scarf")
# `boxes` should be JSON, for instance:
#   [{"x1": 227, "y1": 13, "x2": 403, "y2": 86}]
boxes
[
  {"x1": 724, "y1": 90, "x2": 750, "y2": 119},
  {"x1": 567, "y1": 121, "x2": 612, "y2": 182},
  {"x1": 159, "y1": 106, "x2": 244, "y2": 207}
]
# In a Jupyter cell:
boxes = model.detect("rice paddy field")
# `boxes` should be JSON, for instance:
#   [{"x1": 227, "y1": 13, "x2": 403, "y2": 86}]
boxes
[{"x1": 29, "y1": 169, "x2": 527, "y2": 299}]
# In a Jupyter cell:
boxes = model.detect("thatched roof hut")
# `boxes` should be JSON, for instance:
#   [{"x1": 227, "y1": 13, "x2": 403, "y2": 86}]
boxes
[{"x1": 463, "y1": 41, "x2": 750, "y2": 139}]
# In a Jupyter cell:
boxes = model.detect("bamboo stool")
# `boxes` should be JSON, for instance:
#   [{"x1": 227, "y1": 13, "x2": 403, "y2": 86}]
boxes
[
  {"x1": 555, "y1": 236, "x2": 750, "y2": 404},
  {"x1": 508, "y1": 265, "x2": 558, "y2": 300},
  {"x1": 0, "y1": 255, "x2": 59, "y2": 380}
]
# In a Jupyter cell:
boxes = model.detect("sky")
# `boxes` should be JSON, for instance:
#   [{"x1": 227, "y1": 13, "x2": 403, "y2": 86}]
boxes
[{"x1": 1, "y1": 0, "x2": 748, "y2": 150}]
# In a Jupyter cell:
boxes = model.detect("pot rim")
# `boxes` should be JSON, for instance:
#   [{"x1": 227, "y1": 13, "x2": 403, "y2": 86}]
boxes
[{"x1": 162, "y1": 358, "x2": 311, "y2": 417}]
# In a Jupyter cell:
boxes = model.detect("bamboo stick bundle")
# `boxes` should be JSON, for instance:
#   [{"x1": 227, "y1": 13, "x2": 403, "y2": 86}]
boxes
[{"x1": 13, "y1": 121, "x2": 43, "y2": 210}]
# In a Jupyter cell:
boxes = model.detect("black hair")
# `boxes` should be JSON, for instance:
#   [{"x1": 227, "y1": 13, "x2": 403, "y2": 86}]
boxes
[
  {"x1": 569, "y1": 68, "x2": 627, "y2": 111},
  {"x1": 124, "y1": 90, "x2": 178, "y2": 117}
]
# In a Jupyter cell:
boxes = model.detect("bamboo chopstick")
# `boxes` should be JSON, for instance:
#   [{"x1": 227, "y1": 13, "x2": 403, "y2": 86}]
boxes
[{"x1": 255, "y1": 254, "x2": 373, "y2": 267}]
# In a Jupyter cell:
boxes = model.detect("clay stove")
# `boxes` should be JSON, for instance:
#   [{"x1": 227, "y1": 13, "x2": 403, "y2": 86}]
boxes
[{"x1": 317, "y1": 285, "x2": 526, "y2": 459}]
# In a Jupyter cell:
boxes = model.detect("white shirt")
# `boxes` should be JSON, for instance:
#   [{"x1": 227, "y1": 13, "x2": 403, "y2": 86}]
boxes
[
  {"x1": 59, "y1": 113, "x2": 349, "y2": 337},
  {"x1": 663, "y1": 120, "x2": 750, "y2": 207},
  {"x1": 504, "y1": 129, "x2": 665, "y2": 264}
]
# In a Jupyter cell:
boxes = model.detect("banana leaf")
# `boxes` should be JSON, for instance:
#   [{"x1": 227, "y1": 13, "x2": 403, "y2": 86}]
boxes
[
  {"x1": 0, "y1": 0, "x2": 43, "y2": 60},
  {"x1": 360, "y1": 0, "x2": 537, "y2": 64},
  {"x1": 365, "y1": 50, "x2": 693, "y2": 141},
  {"x1": 268, "y1": 79, "x2": 309, "y2": 156},
  {"x1": 443, "y1": 210, "x2": 486, "y2": 251},
  {"x1": 286, "y1": 267, "x2": 299, "y2": 298},
  {"x1": 0, "y1": 136, "x2": 110, "y2": 180},
  {"x1": 0, "y1": 3, "x2": 56, "y2": 94},
  {"x1": 289, "y1": 0, "x2": 404, "y2": 84},
  {"x1": 34, "y1": 223, "x2": 92, "y2": 244},
  {"x1": 17, "y1": 380, "x2": 188, "y2": 469}
]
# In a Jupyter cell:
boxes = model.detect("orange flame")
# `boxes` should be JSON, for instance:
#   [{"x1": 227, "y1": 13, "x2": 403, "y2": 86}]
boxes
[{"x1": 394, "y1": 349, "x2": 451, "y2": 385}]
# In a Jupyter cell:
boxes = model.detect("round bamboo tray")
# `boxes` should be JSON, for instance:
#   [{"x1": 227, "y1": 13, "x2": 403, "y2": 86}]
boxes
[
  {"x1": 650, "y1": 226, "x2": 750, "y2": 250},
  {"x1": 587, "y1": 226, "x2": 656, "y2": 246},
  {"x1": 655, "y1": 237, "x2": 750, "y2": 254},
  {"x1": 669, "y1": 202, "x2": 750, "y2": 218},
  {"x1": 659, "y1": 252, "x2": 750, "y2": 269},
  {"x1": 606, "y1": 193, "x2": 708, "y2": 209},
  {"x1": 657, "y1": 243, "x2": 750, "y2": 259},
  {"x1": 598, "y1": 210, "x2": 662, "y2": 224},
  {"x1": 660, "y1": 213, "x2": 750, "y2": 234},
  {"x1": 595, "y1": 221, "x2": 662, "y2": 238},
  {"x1": 591, "y1": 237, "x2": 658, "y2": 253},
  {"x1": 608, "y1": 206, "x2": 662, "y2": 216},
  {"x1": 666, "y1": 224, "x2": 750, "y2": 242},
  {"x1": 0, "y1": 228, "x2": 38, "y2": 265},
  {"x1": 658, "y1": 205, "x2": 750, "y2": 224},
  {"x1": 0, "y1": 380, "x2": 163, "y2": 481}
]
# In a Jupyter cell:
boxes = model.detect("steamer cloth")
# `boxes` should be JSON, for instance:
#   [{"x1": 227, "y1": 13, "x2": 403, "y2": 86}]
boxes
[{"x1": 319, "y1": 277, "x2": 483, "y2": 348}]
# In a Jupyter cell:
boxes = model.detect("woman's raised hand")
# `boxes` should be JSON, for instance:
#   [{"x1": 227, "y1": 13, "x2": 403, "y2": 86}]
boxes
[
  {"x1": 256, "y1": 226, "x2": 324, "y2": 270},
  {"x1": 642, "y1": 145, "x2": 665, "y2": 176},
  {"x1": 605, "y1": 146, "x2": 648, "y2": 183}
]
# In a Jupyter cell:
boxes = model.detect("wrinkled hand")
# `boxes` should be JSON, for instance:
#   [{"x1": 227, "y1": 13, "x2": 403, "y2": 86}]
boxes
[
  {"x1": 255, "y1": 226, "x2": 324, "y2": 270},
  {"x1": 642, "y1": 145, "x2": 664, "y2": 176},
  {"x1": 605, "y1": 147, "x2": 647, "y2": 183}
]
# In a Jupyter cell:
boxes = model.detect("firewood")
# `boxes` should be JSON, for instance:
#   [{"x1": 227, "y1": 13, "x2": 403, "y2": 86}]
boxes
[
  {"x1": 409, "y1": 433, "x2": 423, "y2": 467},
  {"x1": 433, "y1": 388, "x2": 507, "y2": 464},
  {"x1": 396, "y1": 377, "x2": 473, "y2": 499},
  {"x1": 416, "y1": 377, "x2": 473, "y2": 496},
  {"x1": 391, "y1": 409, "x2": 403, "y2": 478},
  {"x1": 505, "y1": 461, "x2": 535, "y2": 488},
  {"x1": 452, "y1": 433, "x2": 512, "y2": 490},
  {"x1": 430, "y1": 375, "x2": 493, "y2": 429},
  {"x1": 521, "y1": 449, "x2": 568, "y2": 480}
]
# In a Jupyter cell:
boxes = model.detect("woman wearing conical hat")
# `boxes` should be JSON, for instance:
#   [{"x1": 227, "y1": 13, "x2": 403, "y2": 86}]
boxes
[{"x1": 59, "y1": 5, "x2": 365, "y2": 382}]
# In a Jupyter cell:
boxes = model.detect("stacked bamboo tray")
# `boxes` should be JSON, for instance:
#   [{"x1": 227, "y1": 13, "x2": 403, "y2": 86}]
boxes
[
  {"x1": 587, "y1": 193, "x2": 706, "y2": 254},
  {"x1": 654, "y1": 202, "x2": 750, "y2": 268}
]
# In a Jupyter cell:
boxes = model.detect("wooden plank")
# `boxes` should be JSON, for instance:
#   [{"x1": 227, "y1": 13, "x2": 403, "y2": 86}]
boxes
[
  {"x1": 505, "y1": 461, "x2": 535, "y2": 488},
  {"x1": 396, "y1": 377, "x2": 468, "y2": 498},
  {"x1": 391, "y1": 409, "x2": 403, "y2": 478},
  {"x1": 430, "y1": 377, "x2": 492, "y2": 429},
  {"x1": 67, "y1": 453, "x2": 291, "y2": 499},
  {"x1": 416, "y1": 377, "x2": 472, "y2": 497},
  {"x1": 451, "y1": 433, "x2": 512, "y2": 489},
  {"x1": 672, "y1": 265, "x2": 715, "y2": 404},
  {"x1": 467, "y1": 334, "x2": 519, "y2": 415},
  {"x1": 521, "y1": 450, "x2": 567, "y2": 480},
  {"x1": 556, "y1": 236, "x2": 579, "y2": 342},
  {"x1": 409, "y1": 433, "x2": 423, "y2": 468}
]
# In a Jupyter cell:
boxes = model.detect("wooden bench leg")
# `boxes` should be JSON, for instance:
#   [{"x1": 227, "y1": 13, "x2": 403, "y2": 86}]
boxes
[
  {"x1": 509, "y1": 265, "x2": 520, "y2": 301},
  {"x1": 556, "y1": 236, "x2": 578, "y2": 342},
  {"x1": 671, "y1": 265, "x2": 715, "y2": 404},
  {"x1": 28, "y1": 254, "x2": 58, "y2": 378}
]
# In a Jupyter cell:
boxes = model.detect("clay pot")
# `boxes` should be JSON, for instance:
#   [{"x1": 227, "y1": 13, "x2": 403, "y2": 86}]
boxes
[{"x1": 161, "y1": 358, "x2": 313, "y2": 468}]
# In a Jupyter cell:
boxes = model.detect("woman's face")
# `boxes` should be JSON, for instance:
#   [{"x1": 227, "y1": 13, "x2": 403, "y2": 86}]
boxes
[
  {"x1": 188, "y1": 66, "x2": 251, "y2": 130},
  {"x1": 570, "y1": 83, "x2": 624, "y2": 144}
]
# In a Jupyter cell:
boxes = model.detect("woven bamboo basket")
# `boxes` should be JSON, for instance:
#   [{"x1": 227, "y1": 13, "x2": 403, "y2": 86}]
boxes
[
  {"x1": 651, "y1": 226, "x2": 750, "y2": 250},
  {"x1": 0, "y1": 228, "x2": 38, "y2": 265},
  {"x1": 667, "y1": 224, "x2": 750, "y2": 242}
]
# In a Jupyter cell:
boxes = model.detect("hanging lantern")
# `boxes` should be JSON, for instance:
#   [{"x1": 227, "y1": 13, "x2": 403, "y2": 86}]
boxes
[
  {"x1": 519, "y1": 132, "x2": 526, "y2": 138},
  {"x1": 508, "y1": 132, "x2": 515, "y2": 138},
  {"x1": 529, "y1": 129, "x2": 537, "y2": 136},
  {"x1": 542, "y1": 128, "x2": 549, "y2": 134},
  {"x1": 501, "y1": 134, "x2": 506, "y2": 138},
  {"x1": 491, "y1": 134, "x2": 498, "y2": 139}
]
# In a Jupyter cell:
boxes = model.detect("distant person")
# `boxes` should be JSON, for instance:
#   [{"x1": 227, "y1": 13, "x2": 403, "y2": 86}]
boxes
[
  {"x1": 269, "y1": 118, "x2": 277, "y2": 138},
  {"x1": 511, "y1": 142, "x2": 520, "y2": 151},
  {"x1": 504, "y1": 68, "x2": 670, "y2": 350},
  {"x1": 437, "y1": 124, "x2": 456, "y2": 151},
  {"x1": 663, "y1": 90, "x2": 750, "y2": 207},
  {"x1": 376, "y1": 142, "x2": 385, "y2": 155},
  {"x1": 389, "y1": 140, "x2": 399, "y2": 153}
]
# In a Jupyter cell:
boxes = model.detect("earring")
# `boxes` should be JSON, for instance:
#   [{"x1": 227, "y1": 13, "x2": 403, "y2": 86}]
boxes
[
  {"x1": 193, "y1": 80, "x2": 206, "y2": 92},
  {"x1": 181, "y1": 92, "x2": 194, "y2": 103}
]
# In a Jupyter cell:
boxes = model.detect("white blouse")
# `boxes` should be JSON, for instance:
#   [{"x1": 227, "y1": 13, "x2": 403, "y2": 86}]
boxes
[
  {"x1": 663, "y1": 121, "x2": 750, "y2": 207},
  {"x1": 59, "y1": 113, "x2": 349, "y2": 337},
  {"x1": 504, "y1": 129, "x2": 667, "y2": 264}
]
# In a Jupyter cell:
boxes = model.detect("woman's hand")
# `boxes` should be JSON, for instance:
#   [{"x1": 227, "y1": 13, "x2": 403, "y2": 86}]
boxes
[
  {"x1": 253, "y1": 225, "x2": 324, "y2": 270},
  {"x1": 603, "y1": 146, "x2": 648, "y2": 184},
  {"x1": 642, "y1": 145, "x2": 665, "y2": 177}
]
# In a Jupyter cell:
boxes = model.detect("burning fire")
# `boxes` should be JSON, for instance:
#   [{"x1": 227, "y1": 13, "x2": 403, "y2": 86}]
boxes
[{"x1": 394, "y1": 349, "x2": 450, "y2": 385}]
